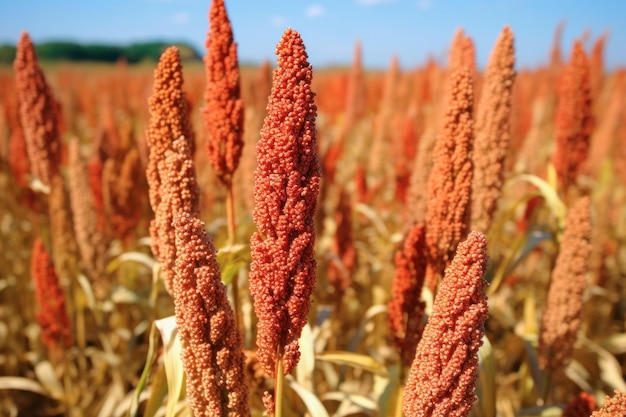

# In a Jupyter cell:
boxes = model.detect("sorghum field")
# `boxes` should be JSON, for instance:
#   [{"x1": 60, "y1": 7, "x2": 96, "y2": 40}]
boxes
[{"x1": 1, "y1": 1, "x2": 625, "y2": 416}]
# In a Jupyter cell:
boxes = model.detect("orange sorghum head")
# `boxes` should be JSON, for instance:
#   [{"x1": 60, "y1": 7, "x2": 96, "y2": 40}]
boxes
[
  {"x1": 13, "y1": 32, "x2": 62, "y2": 186},
  {"x1": 202, "y1": 0, "x2": 244, "y2": 186},
  {"x1": 249, "y1": 28, "x2": 320, "y2": 378},
  {"x1": 388, "y1": 223, "x2": 427, "y2": 368},
  {"x1": 403, "y1": 231, "x2": 488, "y2": 417},
  {"x1": 424, "y1": 68, "x2": 474, "y2": 279},
  {"x1": 471, "y1": 26, "x2": 516, "y2": 234},
  {"x1": 591, "y1": 391, "x2": 626, "y2": 417},
  {"x1": 173, "y1": 212, "x2": 249, "y2": 417},
  {"x1": 538, "y1": 196, "x2": 592, "y2": 374},
  {"x1": 552, "y1": 40, "x2": 594, "y2": 193},
  {"x1": 31, "y1": 238, "x2": 72, "y2": 352}
]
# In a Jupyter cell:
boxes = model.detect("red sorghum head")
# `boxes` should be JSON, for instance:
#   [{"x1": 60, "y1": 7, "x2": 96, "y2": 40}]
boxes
[
  {"x1": 403, "y1": 231, "x2": 488, "y2": 417},
  {"x1": 249, "y1": 28, "x2": 320, "y2": 378}
]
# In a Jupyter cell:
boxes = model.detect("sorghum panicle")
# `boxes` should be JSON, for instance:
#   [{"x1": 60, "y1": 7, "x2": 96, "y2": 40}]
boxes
[
  {"x1": 552, "y1": 40, "x2": 594, "y2": 194},
  {"x1": 591, "y1": 391, "x2": 626, "y2": 417},
  {"x1": 449, "y1": 28, "x2": 476, "y2": 74},
  {"x1": 471, "y1": 26, "x2": 516, "y2": 234},
  {"x1": 68, "y1": 139, "x2": 107, "y2": 293},
  {"x1": 48, "y1": 175, "x2": 78, "y2": 280},
  {"x1": 31, "y1": 238, "x2": 72, "y2": 352},
  {"x1": 562, "y1": 392, "x2": 597, "y2": 417},
  {"x1": 327, "y1": 188, "x2": 357, "y2": 300},
  {"x1": 249, "y1": 28, "x2": 320, "y2": 378},
  {"x1": 388, "y1": 223, "x2": 427, "y2": 368},
  {"x1": 202, "y1": 0, "x2": 244, "y2": 186},
  {"x1": 424, "y1": 68, "x2": 474, "y2": 280},
  {"x1": 102, "y1": 148, "x2": 144, "y2": 244},
  {"x1": 173, "y1": 212, "x2": 250, "y2": 417},
  {"x1": 538, "y1": 196, "x2": 592, "y2": 374},
  {"x1": 403, "y1": 231, "x2": 488, "y2": 417},
  {"x1": 146, "y1": 46, "x2": 196, "y2": 293},
  {"x1": 13, "y1": 32, "x2": 62, "y2": 186},
  {"x1": 146, "y1": 46, "x2": 195, "y2": 212}
]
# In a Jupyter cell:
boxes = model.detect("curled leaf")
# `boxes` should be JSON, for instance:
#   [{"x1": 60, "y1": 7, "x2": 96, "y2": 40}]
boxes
[
  {"x1": 285, "y1": 375, "x2": 330, "y2": 417},
  {"x1": 155, "y1": 315, "x2": 185, "y2": 417},
  {"x1": 316, "y1": 351, "x2": 388, "y2": 377}
]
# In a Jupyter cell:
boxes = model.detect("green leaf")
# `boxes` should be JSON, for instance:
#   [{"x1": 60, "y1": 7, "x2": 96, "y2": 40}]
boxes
[
  {"x1": 215, "y1": 243, "x2": 249, "y2": 285},
  {"x1": 520, "y1": 335, "x2": 543, "y2": 397},
  {"x1": 377, "y1": 365, "x2": 401, "y2": 417},
  {"x1": 488, "y1": 226, "x2": 552, "y2": 297},
  {"x1": 129, "y1": 321, "x2": 161, "y2": 417},
  {"x1": 217, "y1": 243, "x2": 247, "y2": 256},
  {"x1": 316, "y1": 351, "x2": 388, "y2": 377},
  {"x1": 144, "y1": 365, "x2": 169, "y2": 417},
  {"x1": 220, "y1": 261, "x2": 247, "y2": 286}
]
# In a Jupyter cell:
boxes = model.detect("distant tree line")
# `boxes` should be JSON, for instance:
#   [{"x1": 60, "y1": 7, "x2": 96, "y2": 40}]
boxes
[{"x1": 0, "y1": 40, "x2": 202, "y2": 64}]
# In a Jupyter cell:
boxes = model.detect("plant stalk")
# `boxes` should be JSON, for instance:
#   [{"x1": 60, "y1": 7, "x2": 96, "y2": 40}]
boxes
[
  {"x1": 541, "y1": 372, "x2": 552, "y2": 405},
  {"x1": 226, "y1": 183, "x2": 242, "y2": 330},
  {"x1": 226, "y1": 183, "x2": 236, "y2": 247},
  {"x1": 275, "y1": 353, "x2": 285, "y2": 417}
]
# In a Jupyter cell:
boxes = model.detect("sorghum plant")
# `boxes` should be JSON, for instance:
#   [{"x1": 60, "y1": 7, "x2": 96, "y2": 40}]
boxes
[
  {"x1": 471, "y1": 26, "x2": 516, "y2": 234},
  {"x1": 403, "y1": 231, "x2": 488, "y2": 417},
  {"x1": 249, "y1": 27, "x2": 320, "y2": 414}
]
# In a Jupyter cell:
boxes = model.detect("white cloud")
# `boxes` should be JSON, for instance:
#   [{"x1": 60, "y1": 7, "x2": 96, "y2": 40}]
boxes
[
  {"x1": 173, "y1": 12, "x2": 190, "y2": 24},
  {"x1": 305, "y1": 4, "x2": 326, "y2": 18},
  {"x1": 270, "y1": 15, "x2": 287, "y2": 27},
  {"x1": 356, "y1": 0, "x2": 394, "y2": 6},
  {"x1": 417, "y1": 0, "x2": 432, "y2": 10}
]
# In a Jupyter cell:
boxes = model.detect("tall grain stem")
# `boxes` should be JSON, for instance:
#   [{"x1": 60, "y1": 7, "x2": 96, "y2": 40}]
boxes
[
  {"x1": 275, "y1": 352, "x2": 285, "y2": 417},
  {"x1": 226, "y1": 183, "x2": 242, "y2": 330},
  {"x1": 226, "y1": 183, "x2": 236, "y2": 246}
]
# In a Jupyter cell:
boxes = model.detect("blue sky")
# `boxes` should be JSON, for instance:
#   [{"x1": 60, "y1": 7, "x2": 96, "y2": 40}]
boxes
[{"x1": 1, "y1": 0, "x2": 624, "y2": 70}]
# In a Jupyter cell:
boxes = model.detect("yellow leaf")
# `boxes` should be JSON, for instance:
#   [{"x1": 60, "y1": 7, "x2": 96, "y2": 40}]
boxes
[
  {"x1": 0, "y1": 377, "x2": 48, "y2": 396},
  {"x1": 34, "y1": 360, "x2": 64, "y2": 400},
  {"x1": 316, "y1": 351, "x2": 388, "y2": 377},
  {"x1": 155, "y1": 316, "x2": 185, "y2": 417},
  {"x1": 599, "y1": 333, "x2": 626, "y2": 355},
  {"x1": 514, "y1": 174, "x2": 566, "y2": 230},
  {"x1": 285, "y1": 375, "x2": 330, "y2": 417},
  {"x1": 473, "y1": 335, "x2": 496, "y2": 417},
  {"x1": 106, "y1": 251, "x2": 157, "y2": 274}
]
